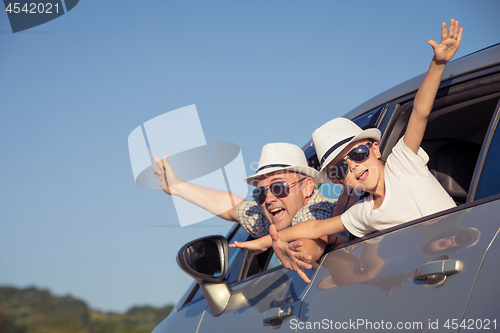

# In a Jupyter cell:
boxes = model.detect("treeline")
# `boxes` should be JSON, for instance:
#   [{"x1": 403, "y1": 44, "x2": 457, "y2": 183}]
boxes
[{"x1": 0, "y1": 286, "x2": 174, "y2": 333}]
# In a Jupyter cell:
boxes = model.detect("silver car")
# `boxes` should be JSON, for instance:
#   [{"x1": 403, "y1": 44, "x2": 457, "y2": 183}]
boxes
[{"x1": 153, "y1": 43, "x2": 500, "y2": 332}]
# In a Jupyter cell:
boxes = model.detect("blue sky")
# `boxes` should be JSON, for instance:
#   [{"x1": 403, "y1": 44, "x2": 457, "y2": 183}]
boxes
[{"x1": 1, "y1": 1, "x2": 499, "y2": 312}]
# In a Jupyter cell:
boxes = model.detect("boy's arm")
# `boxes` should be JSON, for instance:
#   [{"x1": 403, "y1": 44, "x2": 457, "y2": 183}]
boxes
[
  {"x1": 404, "y1": 19, "x2": 463, "y2": 154},
  {"x1": 292, "y1": 237, "x2": 327, "y2": 263},
  {"x1": 151, "y1": 155, "x2": 244, "y2": 221},
  {"x1": 230, "y1": 215, "x2": 346, "y2": 252}
]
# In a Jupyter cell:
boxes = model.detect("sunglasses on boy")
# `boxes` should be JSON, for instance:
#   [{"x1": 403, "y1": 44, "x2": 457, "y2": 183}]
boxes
[
  {"x1": 328, "y1": 141, "x2": 373, "y2": 181},
  {"x1": 252, "y1": 177, "x2": 308, "y2": 205}
]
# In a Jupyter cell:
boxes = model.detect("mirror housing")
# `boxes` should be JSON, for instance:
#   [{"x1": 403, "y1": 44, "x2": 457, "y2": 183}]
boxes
[
  {"x1": 177, "y1": 235, "x2": 231, "y2": 316},
  {"x1": 177, "y1": 235, "x2": 229, "y2": 283}
]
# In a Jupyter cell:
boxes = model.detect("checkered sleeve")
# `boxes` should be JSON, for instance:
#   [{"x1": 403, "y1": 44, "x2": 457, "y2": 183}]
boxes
[
  {"x1": 237, "y1": 200, "x2": 271, "y2": 238},
  {"x1": 292, "y1": 190, "x2": 337, "y2": 226}
]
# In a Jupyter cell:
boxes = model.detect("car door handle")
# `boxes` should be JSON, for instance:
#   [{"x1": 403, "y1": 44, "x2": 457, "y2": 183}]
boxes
[
  {"x1": 415, "y1": 259, "x2": 463, "y2": 280},
  {"x1": 263, "y1": 306, "x2": 294, "y2": 323}
]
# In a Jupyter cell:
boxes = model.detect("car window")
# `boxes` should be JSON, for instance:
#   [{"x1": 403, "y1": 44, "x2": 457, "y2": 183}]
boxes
[
  {"x1": 266, "y1": 252, "x2": 282, "y2": 270},
  {"x1": 226, "y1": 226, "x2": 250, "y2": 271},
  {"x1": 378, "y1": 104, "x2": 398, "y2": 139},
  {"x1": 423, "y1": 94, "x2": 499, "y2": 204},
  {"x1": 319, "y1": 181, "x2": 343, "y2": 200},
  {"x1": 380, "y1": 82, "x2": 500, "y2": 205},
  {"x1": 475, "y1": 118, "x2": 500, "y2": 200},
  {"x1": 352, "y1": 105, "x2": 384, "y2": 128}
]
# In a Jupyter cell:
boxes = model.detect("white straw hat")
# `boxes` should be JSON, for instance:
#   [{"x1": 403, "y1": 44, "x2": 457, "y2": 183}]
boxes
[
  {"x1": 312, "y1": 118, "x2": 381, "y2": 183},
  {"x1": 244, "y1": 143, "x2": 318, "y2": 187}
]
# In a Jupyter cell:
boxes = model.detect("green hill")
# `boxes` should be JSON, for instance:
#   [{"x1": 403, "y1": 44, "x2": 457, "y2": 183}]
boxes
[{"x1": 0, "y1": 286, "x2": 173, "y2": 333}]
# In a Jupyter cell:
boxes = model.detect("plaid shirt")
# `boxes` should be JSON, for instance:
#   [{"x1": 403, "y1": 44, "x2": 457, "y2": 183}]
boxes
[{"x1": 237, "y1": 189, "x2": 337, "y2": 238}]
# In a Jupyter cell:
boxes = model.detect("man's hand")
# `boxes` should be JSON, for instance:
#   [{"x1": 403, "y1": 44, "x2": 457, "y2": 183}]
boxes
[
  {"x1": 428, "y1": 19, "x2": 463, "y2": 64},
  {"x1": 270, "y1": 224, "x2": 314, "y2": 283},
  {"x1": 151, "y1": 155, "x2": 181, "y2": 195}
]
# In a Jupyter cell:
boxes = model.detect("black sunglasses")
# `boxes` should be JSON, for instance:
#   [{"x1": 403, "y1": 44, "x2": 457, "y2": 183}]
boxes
[
  {"x1": 328, "y1": 142, "x2": 373, "y2": 181},
  {"x1": 252, "y1": 177, "x2": 307, "y2": 205}
]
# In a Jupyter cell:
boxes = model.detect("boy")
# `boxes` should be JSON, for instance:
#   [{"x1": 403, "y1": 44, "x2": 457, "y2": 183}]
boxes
[{"x1": 231, "y1": 19, "x2": 462, "y2": 271}]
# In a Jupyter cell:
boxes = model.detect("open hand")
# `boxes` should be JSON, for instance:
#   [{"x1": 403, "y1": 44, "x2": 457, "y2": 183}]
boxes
[
  {"x1": 428, "y1": 19, "x2": 463, "y2": 64},
  {"x1": 151, "y1": 155, "x2": 180, "y2": 195},
  {"x1": 270, "y1": 224, "x2": 313, "y2": 283}
]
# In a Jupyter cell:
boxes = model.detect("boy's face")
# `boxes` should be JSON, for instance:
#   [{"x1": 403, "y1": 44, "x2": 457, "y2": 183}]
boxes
[
  {"x1": 255, "y1": 171, "x2": 314, "y2": 231},
  {"x1": 326, "y1": 139, "x2": 384, "y2": 194}
]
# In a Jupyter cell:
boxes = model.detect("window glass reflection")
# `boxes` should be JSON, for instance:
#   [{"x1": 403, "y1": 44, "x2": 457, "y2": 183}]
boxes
[{"x1": 476, "y1": 123, "x2": 500, "y2": 200}]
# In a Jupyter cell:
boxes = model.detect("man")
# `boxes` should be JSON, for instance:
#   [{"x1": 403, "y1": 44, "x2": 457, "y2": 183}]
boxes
[{"x1": 152, "y1": 142, "x2": 339, "y2": 281}]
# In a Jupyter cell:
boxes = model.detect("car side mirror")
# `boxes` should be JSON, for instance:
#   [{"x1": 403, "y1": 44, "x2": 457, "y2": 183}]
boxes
[
  {"x1": 177, "y1": 235, "x2": 229, "y2": 283},
  {"x1": 177, "y1": 236, "x2": 228, "y2": 283},
  {"x1": 177, "y1": 235, "x2": 232, "y2": 316}
]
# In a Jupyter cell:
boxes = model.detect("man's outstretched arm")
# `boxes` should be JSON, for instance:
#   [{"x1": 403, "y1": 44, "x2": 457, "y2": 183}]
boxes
[{"x1": 152, "y1": 155, "x2": 244, "y2": 221}]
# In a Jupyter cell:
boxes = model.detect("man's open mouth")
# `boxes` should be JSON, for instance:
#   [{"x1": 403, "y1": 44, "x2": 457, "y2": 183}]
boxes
[{"x1": 269, "y1": 207, "x2": 285, "y2": 219}]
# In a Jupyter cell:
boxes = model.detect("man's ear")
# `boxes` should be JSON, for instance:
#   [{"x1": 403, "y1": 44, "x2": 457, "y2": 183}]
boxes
[
  {"x1": 302, "y1": 177, "x2": 315, "y2": 196},
  {"x1": 372, "y1": 141, "x2": 382, "y2": 159}
]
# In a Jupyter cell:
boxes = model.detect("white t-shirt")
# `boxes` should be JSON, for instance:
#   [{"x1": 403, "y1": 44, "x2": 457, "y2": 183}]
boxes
[{"x1": 341, "y1": 137, "x2": 456, "y2": 238}]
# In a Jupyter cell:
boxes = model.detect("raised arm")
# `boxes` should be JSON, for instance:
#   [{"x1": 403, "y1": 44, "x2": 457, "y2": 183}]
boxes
[
  {"x1": 151, "y1": 155, "x2": 244, "y2": 221},
  {"x1": 404, "y1": 19, "x2": 463, "y2": 154}
]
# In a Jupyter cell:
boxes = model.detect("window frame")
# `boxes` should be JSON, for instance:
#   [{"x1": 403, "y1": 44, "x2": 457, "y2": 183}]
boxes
[
  {"x1": 378, "y1": 72, "x2": 500, "y2": 202},
  {"x1": 469, "y1": 100, "x2": 500, "y2": 201}
]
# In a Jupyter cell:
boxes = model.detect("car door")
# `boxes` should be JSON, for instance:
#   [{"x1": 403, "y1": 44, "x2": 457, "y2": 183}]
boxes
[
  {"x1": 459, "y1": 106, "x2": 500, "y2": 327},
  {"x1": 297, "y1": 200, "x2": 499, "y2": 332}
]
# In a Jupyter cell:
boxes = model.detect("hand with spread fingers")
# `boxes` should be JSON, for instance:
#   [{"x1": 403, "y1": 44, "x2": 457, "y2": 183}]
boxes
[
  {"x1": 151, "y1": 155, "x2": 181, "y2": 196},
  {"x1": 151, "y1": 154, "x2": 242, "y2": 221},
  {"x1": 270, "y1": 224, "x2": 313, "y2": 283},
  {"x1": 428, "y1": 18, "x2": 463, "y2": 64}
]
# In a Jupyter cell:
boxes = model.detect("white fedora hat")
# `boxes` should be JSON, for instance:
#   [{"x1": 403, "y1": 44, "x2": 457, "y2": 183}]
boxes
[
  {"x1": 244, "y1": 143, "x2": 318, "y2": 187},
  {"x1": 312, "y1": 118, "x2": 381, "y2": 183}
]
